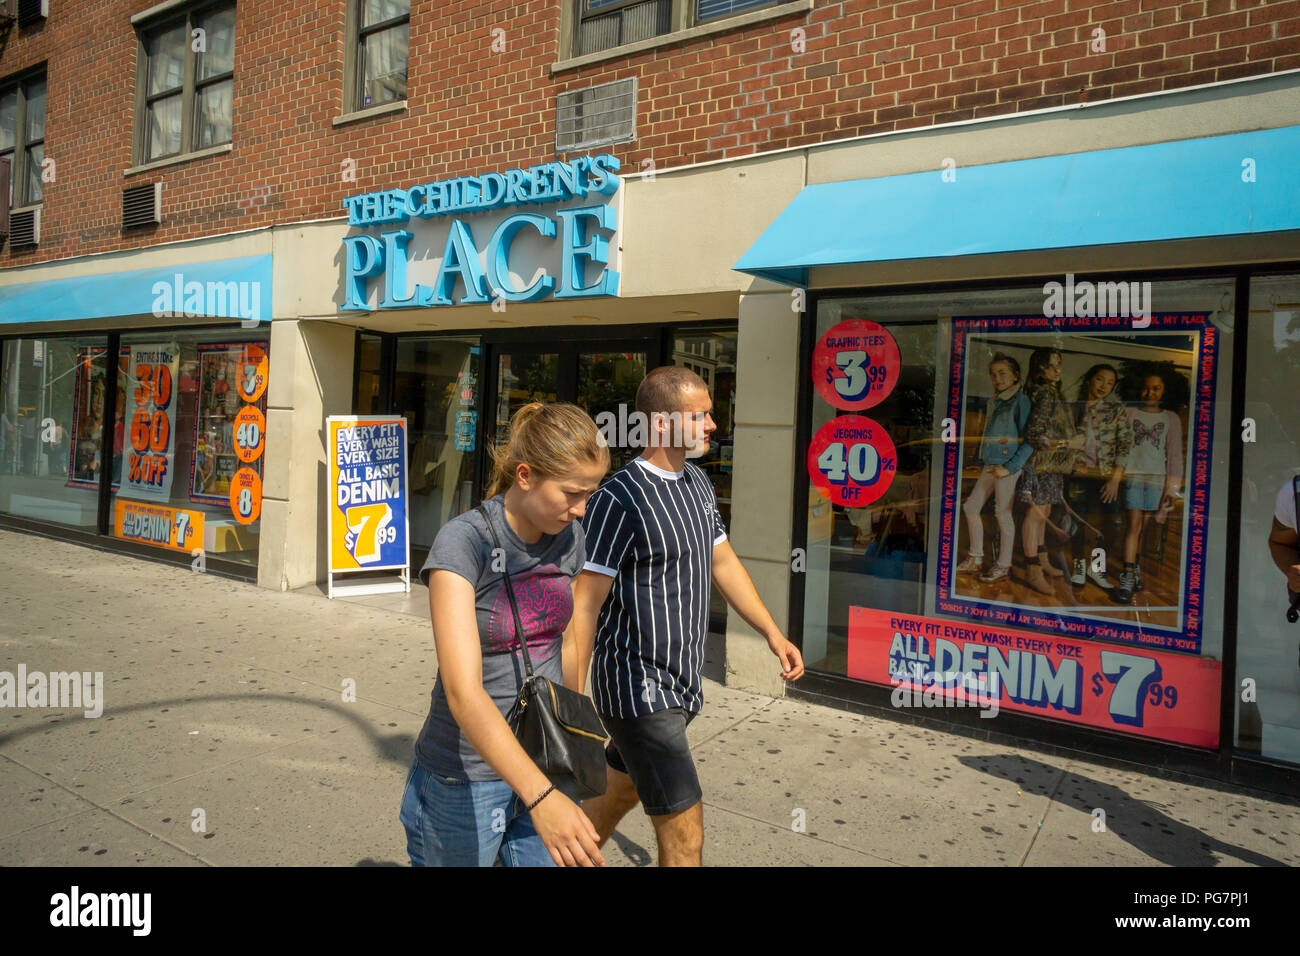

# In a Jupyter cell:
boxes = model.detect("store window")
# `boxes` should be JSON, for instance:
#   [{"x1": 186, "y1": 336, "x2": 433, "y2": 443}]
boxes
[
  {"x1": 1237, "y1": 275, "x2": 1300, "y2": 764},
  {"x1": 108, "y1": 329, "x2": 268, "y2": 568},
  {"x1": 800, "y1": 277, "x2": 1236, "y2": 750},
  {"x1": 1, "y1": 335, "x2": 115, "y2": 530},
  {"x1": 392, "y1": 336, "x2": 479, "y2": 548},
  {"x1": 136, "y1": 2, "x2": 236, "y2": 163}
]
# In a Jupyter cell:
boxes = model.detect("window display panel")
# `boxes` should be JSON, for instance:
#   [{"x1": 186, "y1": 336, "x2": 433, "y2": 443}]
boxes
[
  {"x1": 1237, "y1": 275, "x2": 1300, "y2": 765},
  {"x1": 1, "y1": 335, "x2": 111, "y2": 529},
  {"x1": 393, "y1": 336, "x2": 479, "y2": 549},
  {"x1": 109, "y1": 330, "x2": 269, "y2": 567},
  {"x1": 355, "y1": 333, "x2": 384, "y2": 415},
  {"x1": 672, "y1": 328, "x2": 738, "y2": 639},
  {"x1": 802, "y1": 278, "x2": 1235, "y2": 749}
]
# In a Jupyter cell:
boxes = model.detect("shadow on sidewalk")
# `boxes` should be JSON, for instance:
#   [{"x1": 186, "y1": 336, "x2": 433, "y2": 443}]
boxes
[
  {"x1": 962, "y1": 753, "x2": 1289, "y2": 866},
  {"x1": 0, "y1": 692, "x2": 417, "y2": 769}
]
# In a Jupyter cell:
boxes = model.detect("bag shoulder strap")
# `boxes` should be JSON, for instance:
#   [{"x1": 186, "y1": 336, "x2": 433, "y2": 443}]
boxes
[{"x1": 476, "y1": 503, "x2": 535, "y2": 679}]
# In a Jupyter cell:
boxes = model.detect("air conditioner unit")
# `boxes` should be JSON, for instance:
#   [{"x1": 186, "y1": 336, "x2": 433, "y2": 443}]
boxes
[
  {"x1": 122, "y1": 182, "x2": 162, "y2": 229},
  {"x1": 10, "y1": 208, "x2": 40, "y2": 247},
  {"x1": 16, "y1": 0, "x2": 49, "y2": 27}
]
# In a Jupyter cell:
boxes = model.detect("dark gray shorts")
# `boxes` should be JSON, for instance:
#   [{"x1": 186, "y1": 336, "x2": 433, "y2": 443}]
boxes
[{"x1": 601, "y1": 707, "x2": 702, "y2": 816}]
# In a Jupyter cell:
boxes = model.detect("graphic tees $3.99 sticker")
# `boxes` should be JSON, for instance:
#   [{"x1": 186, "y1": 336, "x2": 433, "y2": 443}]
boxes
[
  {"x1": 808, "y1": 415, "x2": 898, "y2": 507},
  {"x1": 812, "y1": 319, "x2": 901, "y2": 411}
]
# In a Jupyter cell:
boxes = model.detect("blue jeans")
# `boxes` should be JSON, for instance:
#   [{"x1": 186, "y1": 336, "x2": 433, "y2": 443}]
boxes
[{"x1": 398, "y1": 759, "x2": 555, "y2": 867}]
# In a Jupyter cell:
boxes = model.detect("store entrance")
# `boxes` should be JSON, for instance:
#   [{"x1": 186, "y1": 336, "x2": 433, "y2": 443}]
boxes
[{"x1": 484, "y1": 336, "x2": 654, "y2": 479}]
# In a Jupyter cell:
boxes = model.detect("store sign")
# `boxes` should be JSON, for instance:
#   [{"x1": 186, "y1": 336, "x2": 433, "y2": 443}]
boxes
[
  {"x1": 119, "y1": 344, "x2": 179, "y2": 502},
  {"x1": 341, "y1": 154, "x2": 620, "y2": 311},
  {"x1": 114, "y1": 500, "x2": 205, "y2": 554},
  {"x1": 807, "y1": 414, "x2": 897, "y2": 507},
  {"x1": 812, "y1": 318, "x2": 901, "y2": 411},
  {"x1": 327, "y1": 416, "x2": 410, "y2": 572},
  {"x1": 848, "y1": 607, "x2": 1221, "y2": 747}
]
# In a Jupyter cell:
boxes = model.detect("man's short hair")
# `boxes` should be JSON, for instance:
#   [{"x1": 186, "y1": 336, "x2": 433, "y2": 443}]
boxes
[{"x1": 635, "y1": 365, "x2": 707, "y2": 417}]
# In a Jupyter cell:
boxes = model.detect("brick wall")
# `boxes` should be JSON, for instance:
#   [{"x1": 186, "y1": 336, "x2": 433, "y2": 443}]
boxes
[{"x1": 1, "y1": 0, "x2": 1296, "y2": 267}]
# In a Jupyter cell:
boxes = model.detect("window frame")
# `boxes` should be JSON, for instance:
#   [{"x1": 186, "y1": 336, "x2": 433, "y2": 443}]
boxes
[
  {"x1": 0, "y1": 67, "x2": 48, "y2": 209},
  {"x1": 133, "y1": 0, "x2": 236, "y2": 167},
  {"x1": 343, "y1": 0, "x2": 411, "y2": 116},
  {"x1": 563, "y1": 0, "x2": 802, "y2": 62}
]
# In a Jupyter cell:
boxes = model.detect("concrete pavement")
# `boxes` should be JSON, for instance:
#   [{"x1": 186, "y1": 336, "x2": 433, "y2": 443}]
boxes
[{"x1": 1, "y1": 528, "x2": 1296, "y2": 866}]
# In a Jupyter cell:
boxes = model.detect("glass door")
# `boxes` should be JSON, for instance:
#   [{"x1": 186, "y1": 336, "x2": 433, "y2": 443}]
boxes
[
  {"x1": 576, "y1": 348, "x2": 648, "y2": 473},
  {"x1": 491, "y1": 349, "x2": 561, "y2": 457}
]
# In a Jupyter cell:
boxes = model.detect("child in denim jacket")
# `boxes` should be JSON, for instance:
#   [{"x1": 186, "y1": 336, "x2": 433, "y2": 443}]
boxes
[{"x1": 957, "y1": 353, "x2": 1032, "y2": 583}]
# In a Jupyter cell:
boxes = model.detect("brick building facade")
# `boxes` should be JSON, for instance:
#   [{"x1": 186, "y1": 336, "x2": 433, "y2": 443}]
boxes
[{"x1": 1, "y1": 1, "x2": 1299, "y2": 787}]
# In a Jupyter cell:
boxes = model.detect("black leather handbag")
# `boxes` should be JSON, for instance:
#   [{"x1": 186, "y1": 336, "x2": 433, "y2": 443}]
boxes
[{"x1": 477, "y1": 504, "x2": 608, "y2": 801}]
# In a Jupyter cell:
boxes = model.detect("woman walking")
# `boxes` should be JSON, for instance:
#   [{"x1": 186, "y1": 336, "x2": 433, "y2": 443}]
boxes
[
  {"x1": 399, "y1": 402, "x2": 610, "y2": 867},
  {"x1": 1017, "y1": 348, "x2": 1084, "y2": 596}
]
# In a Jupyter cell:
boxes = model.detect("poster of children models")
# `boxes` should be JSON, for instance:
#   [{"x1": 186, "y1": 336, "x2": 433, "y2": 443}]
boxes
[{"x1": 937, "y1": 313, "x2": 1219, "y2": 654}]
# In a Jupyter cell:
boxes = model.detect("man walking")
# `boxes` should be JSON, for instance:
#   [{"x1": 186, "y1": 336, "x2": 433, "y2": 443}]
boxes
[{"x1": 572, "y1": 365, "x2": 803, "y2": 866}]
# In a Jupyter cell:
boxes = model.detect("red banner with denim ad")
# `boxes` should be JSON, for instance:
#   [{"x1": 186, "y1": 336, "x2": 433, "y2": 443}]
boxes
[{"x1": 847, "y1": 606, "x2": 1221, "y2": 747}]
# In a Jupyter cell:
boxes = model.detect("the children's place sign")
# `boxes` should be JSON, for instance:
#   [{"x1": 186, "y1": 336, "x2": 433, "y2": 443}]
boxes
[
  {"x1": 327, "y1": 416, "x2": 409, "y2": 574},
  {"x1": 341, "y1": 154, "x2": 621, "y2": 311}
]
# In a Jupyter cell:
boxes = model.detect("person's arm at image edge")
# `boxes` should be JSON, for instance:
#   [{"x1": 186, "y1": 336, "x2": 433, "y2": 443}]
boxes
[
  {"x1": 1267, "y1": 520, "x2": 1300, "y2": 593},
  {"x1": 568, "y1": 569, "x2": 615, "y2": 696},
  {"x1": 711, "y1": 538, "x2": 804, "y2": 681},
  {"x1": 428, "y1": 569, "x2": 603, "y2": 866}
]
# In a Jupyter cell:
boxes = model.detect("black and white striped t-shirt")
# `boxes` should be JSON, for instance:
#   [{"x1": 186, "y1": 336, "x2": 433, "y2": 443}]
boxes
[{"x1": 581, "y1": 456, "x2": 728, "y2": 719}]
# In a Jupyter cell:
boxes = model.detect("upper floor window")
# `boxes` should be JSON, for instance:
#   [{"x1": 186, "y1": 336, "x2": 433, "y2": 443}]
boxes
[
  {"x1": 573, "y1": 0, "x2": 796, "y2": 57},
  {"x1": 0, "y1": 70, "x2": 46, "y2": 207},
  {"x1": 135, "y1": 2, "x2": 236, "y2": 164},
  {"x1": 347, "y1": 0, "x2": 409, "y2": 112},
  {"x1": 578, "y1": 0, "x2": 672, "y2": 56}
]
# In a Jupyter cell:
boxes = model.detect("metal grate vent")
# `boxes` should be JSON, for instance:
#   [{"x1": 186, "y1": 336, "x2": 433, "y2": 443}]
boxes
[
  {"x1": 10, "y1": 208, "x2": 39, "y2": 247},
  {"x1": 557, "y1": 77, "x2": 636, "y2": 154},
  {"x1": 123, "y1": 182, "x2": 162, "y2": 229},
  {"x1": 16, "y1": 0, "x2": 49, "y2": 27}
]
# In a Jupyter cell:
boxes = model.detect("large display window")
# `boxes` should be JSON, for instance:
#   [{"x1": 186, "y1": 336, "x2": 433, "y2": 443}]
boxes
[
  {"x1": 1237, "y1": 274, "x2": 1300, "y2": 765},
  {"x1": 799, "y1": 277, "x2": 1236, "y2": 749},
  {"x1": 107, "y1": 329, "x2": 269, "y2": 568},
  {"x1": 1, "y1": 334, "x2": 113, "y2": 530}
]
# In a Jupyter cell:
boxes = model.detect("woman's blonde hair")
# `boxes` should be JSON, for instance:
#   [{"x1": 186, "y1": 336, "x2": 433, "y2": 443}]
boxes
[{"x1": 485, "y1": 401, "x2": 610, "y2": 499}]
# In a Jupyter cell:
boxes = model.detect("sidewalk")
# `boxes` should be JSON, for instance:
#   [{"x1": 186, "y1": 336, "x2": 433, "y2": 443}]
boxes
[{"x1": 1, "y1": 529, "x2": 1296, "y2": 866}]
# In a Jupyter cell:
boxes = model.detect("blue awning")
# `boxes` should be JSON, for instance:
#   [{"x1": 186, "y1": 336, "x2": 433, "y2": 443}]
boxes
[
  {"x1": 734, "y1": 125, "x2": 1300, "y2": 286},
  {"x1": 0, "y1": 253, "x2": 273, "y2": 325}
]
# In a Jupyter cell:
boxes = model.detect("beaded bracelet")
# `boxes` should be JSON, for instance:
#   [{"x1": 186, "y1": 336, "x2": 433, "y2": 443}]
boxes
[{"x1": 525, "y1": 784, "x2": 555, "y2": 812}]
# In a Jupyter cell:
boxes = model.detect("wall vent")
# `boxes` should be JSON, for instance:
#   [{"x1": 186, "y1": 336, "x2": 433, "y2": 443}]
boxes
[
  {"x1": 10, "y1": 208, "x2": 40, "y2": 247},
  {"x1": 16, "y1": 0, "x2": 49, "y2": 27},
  {"x1": 123, "y1": 182, "x2": 162, "y2": 229},
  {"x1": 557, "y1": 77, "x2": 636, "y2": 153}
]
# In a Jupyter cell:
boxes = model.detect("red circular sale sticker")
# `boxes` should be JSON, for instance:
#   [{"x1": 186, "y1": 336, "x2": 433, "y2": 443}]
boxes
[
  {"x1": 812, "y1": 319, "x2": 901, "y2": 411},
  {"x1": 807, "y1": 415, "x2": 898, "y2": 507},
  {"x1": 229, "y1": 467, "x2": 263, "y2": 525}
]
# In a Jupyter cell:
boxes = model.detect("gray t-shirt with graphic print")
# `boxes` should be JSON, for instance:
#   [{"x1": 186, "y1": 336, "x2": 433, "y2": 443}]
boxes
[{"x1": 414, "y1": 494, "x2": 585, "y2": 781}]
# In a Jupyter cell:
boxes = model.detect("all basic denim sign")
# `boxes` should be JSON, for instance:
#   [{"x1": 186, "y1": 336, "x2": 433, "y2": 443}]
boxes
[{"x1": 341, "y1": 154, "x2": 621, "y2": 310}]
